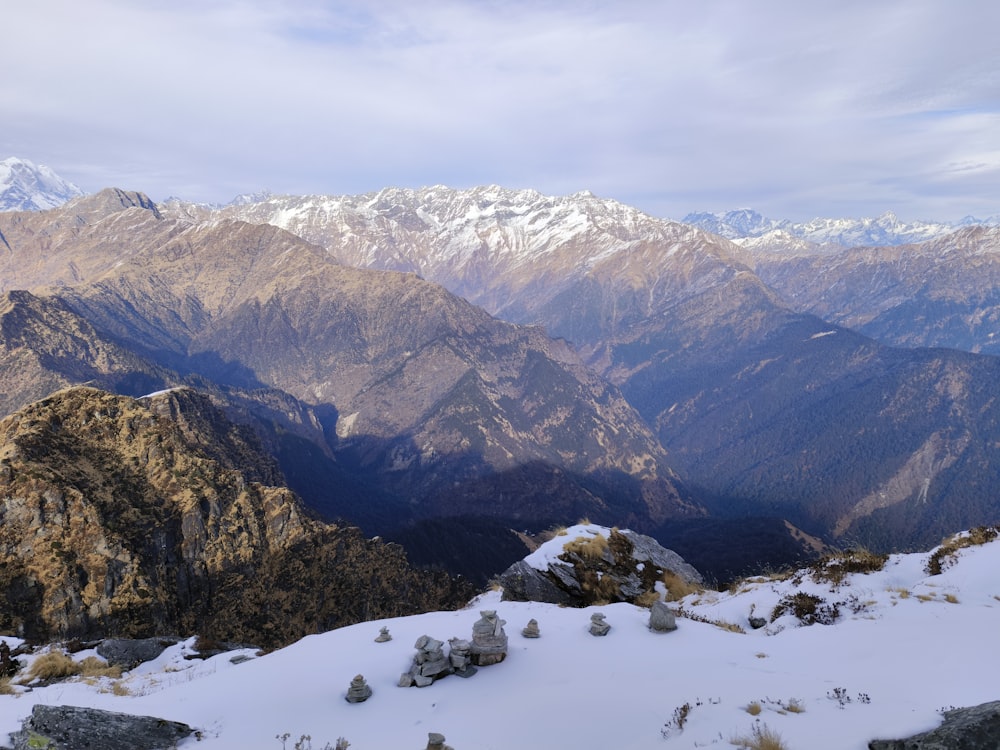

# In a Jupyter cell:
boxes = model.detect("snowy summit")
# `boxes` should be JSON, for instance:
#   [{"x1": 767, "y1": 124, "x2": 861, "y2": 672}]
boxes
[{"x1": 0, "y1": 157, "x2": 84, "y2": 212}]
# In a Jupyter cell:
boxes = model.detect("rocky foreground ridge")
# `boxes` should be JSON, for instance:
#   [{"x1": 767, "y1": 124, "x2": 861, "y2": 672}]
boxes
[{"x1": 0, "y1": 386, "x2": 468, "y2": 647}]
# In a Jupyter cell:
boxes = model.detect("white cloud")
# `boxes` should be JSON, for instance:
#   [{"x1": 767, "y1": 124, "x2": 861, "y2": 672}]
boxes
[{"x1": 2, "y1": 0, "x2": 998, "y2": 220}]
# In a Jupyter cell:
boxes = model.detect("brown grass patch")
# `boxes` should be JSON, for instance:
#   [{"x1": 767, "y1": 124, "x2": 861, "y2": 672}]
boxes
[
  {"x1": 26, "y1": 650, "x2": 79, "y2": 681},
  {"x1": 563, "y1": 532, "x2": 609, "y2": 561},
  {"x1": 662, "y1": 570, "x2": 702, "y2": 601},
  {"x1": 732, "y1": 723, "x2": 788, "y2": 750},
  {"x1": 77, "y1": 656, "x2": 122, "y2": 679},
  {"x1": 745, "y1": 701, "x2": 762, "y2": 716}
]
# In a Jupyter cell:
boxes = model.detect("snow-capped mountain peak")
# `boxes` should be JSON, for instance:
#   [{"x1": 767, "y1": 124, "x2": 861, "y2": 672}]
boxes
[{"x1": 0, "y1": 157, "x2": 84, "y2": 211}]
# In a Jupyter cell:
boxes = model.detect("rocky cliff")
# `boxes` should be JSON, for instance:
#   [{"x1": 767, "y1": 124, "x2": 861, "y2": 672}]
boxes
[{"x1": 0, "y1": 387, "x2": 467, "y2": 647}]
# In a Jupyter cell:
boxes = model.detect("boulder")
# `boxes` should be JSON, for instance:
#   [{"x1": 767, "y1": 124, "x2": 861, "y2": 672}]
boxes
[
  {"x1": 10, "y1": 704, "x2": 194, "y2": 750},
  {"x1": 649, "y1": 601, "x2": 677, "y2": 632},
  {"x1": 869, "y1": 701, "x2": 1000, "y2": 749},
  {"x1": 96, "y1": 637, "x2": 180, "y2": 669}
]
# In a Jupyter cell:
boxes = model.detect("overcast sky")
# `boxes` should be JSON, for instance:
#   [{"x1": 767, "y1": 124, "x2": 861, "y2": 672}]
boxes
[{"x1": 3, "y1": 0, "x2": 998, "y2": 222}]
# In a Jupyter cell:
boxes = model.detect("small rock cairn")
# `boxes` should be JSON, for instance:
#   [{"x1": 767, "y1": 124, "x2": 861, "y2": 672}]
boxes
[
  {"x1": 345, "y1": 674, "x2": 372, "y2": 703},
  {"x1": 521, "y1": 618, "x2": 540, "y2": 638},
  {"x1": 589, "y1": 612, "x2": 611, "y2": 636},
  {"x1": 374, "y1": 626, "x2": 392, "y2": 642}
]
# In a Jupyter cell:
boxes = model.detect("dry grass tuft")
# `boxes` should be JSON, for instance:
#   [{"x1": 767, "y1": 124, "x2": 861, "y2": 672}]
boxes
[
  {"x1": 662, "y1": 570, "x2": 702, "y2": 601},
  {"x1": 26, "y1": 650, "x2": 79, "y2": 681},
  {"x1": 0, "y1": 677, "x2": 15, "y2": 695},
  {"x1": 77, "y1": 656, "x2": 122, "y2": 679},
  {"x1": 563, "y1": 532, "x2": 609, "y2": 561},
  {"x1": 745, "y1": 701, "x2": 762, "y2": 716},
  {"x1": 732, "y1": 722, "x2": 788, "y2": 750},
  {"x1": 634, "y1": 590, "x2": 661, "y2": 608},
  {"x1": 783, "y1": 698, "x2": 806, "y2": 714},
  {"x1": 944, "y1": 593, "x2": 960, "y2": 604}
]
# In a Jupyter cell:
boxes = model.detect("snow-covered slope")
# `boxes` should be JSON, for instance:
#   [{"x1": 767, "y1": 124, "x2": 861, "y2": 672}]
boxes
[
  {"x1": 3, "y1": 524, "x2": 999, "y2": 749},
  {"x1": 682, "y1": 208, "x2": 990, "y2": 249},
  {"x1": 0, "y1": 157, "x2": 83, "y2": 211}
]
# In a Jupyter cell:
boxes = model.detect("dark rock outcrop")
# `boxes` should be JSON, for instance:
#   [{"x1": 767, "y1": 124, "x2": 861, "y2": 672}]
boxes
[
  {"x1": 869, "y1": 701, "x2": 1000, "y2": 749},
  {"x1": 497, "y1": 527, "x2": 701, "y2": 607},
  {"x1": 10, "y1": 704, "x2": 193, "y2": 750}
]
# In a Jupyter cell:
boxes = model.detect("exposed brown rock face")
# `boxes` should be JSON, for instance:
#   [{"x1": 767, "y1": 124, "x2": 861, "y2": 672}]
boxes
[{"x1": 0, "y1": 387, "x2": 467, "y2": 647}]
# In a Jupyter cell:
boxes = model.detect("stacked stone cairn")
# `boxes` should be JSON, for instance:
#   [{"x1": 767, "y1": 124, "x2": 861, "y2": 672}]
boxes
[
  {"x1": 398, "y1": 610, "x2": 511, "y2": 688},
  {"x1": 468, "y1": 610, "x2": 508, "y2": 666},
  {"x1": 399, "y1": 635, "x2": 452, "y2": 687},
  {"x1": 345, "y1": 674, "x2": 373, "y2": 703},
  {"x1": 374, "y1": 626, "x2": 392, "y2": 642},
  {"x1": 521, "y1": 618, "x2": 540, "y2": 638},
  {"x1": 447, "y1": 638, "x2": 476, "y2": 677},
  {"x1": 589, "y1": 612, "x2": 611, "y2": 636}
]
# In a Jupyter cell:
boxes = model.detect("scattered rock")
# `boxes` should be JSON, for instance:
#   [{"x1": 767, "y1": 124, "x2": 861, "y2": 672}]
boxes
[
  {"x1": 469, "y1": 610, "x2": 508, "y2": 666},
  {"x1": 345, "y1": 674, "x2": 372, "y2": 703},
  {"x1": 10, "y1": 704, "x2": 194, "y2": 750},
  {"x1": 649, "y1": 601, "x2": 677, "y2": 633},
  {"x1": 589, "y1": 613, "x2": 611, "y2": 636},
  {"x1": 425, "y1": 732, "x2": 454, "y2": 750},
  {"x1": 375, "y1": 626, "x2": 392, "y2": 643},
  {"x1": 868, "y1": 700, "x2": 1000, "y2": 749},
  {"x1": 521, "y1": 618, "x2": 540, "y2": 638},
  {"x1": 748, "y1": 616, "x2": 767, "y2": 630}
]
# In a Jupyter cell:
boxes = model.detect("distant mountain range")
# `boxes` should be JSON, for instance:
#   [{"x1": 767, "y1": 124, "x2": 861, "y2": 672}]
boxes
[
  {"x1": 682, "y1": 207, "x2": 999, "y2": 248},
  {"x1": 4, "y1": 156, "x2": 1000, "y2": 579}
]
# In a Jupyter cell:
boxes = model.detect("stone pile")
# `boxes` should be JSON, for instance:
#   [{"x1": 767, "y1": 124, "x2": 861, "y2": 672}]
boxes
[
  {"x1": 521, "y1": 619, "x2": 540, "y2": 638},
  {"x1": 345, "y1": 674, "x2": 372, "y2": 703},
  {"x1": 374, "y1": 627, "x2": 392, "y2": 642},
  {"x1": 399, "y1": 635, "x2": 452, "y2": 687},
  {"x1": 447, "y1": 638, "x2": 476, "y2": 677},
  {"x1": 589, "y1": 613, "x2": 610, "y2": 636},
  {"x1": 469, "y1": 610, "x2": 508, "y2": 666}
]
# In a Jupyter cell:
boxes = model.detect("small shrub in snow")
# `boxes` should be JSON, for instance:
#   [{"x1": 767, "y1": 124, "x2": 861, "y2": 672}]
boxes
[
  {"x1": 660, "y1": 702, "x2": 693, "y2": 737},
  {"x1": 926, "y1": 525, "x2": 999, "y2": 575},
  {"x1": 770, "y1": 593, "x2": 839, "y2": 625},
  {"x1": 745, "y1": 701, "x2": 762, "y2": 716},
  {"x1": 810, "y1": 547, "x2": 888, "y2": 585},
  {"x1": 731, "y1": 722, "x2": 787, "y2": 750}
]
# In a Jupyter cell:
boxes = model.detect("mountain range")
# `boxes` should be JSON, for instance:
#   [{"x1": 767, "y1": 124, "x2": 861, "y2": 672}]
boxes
[
  {"x1": 0, "y1": 157, "x2": 83, "y2": 212},
  {"x1": 3, "y1": 157, "x2": 1000, "y2": 588},
  {"x1": 682, "y1": 207, "x2": 999, "y2": 248}
]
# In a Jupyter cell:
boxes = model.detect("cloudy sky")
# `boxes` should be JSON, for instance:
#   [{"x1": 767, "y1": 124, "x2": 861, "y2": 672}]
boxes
[{"x1": 3, "y1": 0, "x2": 998, "y2": 221}]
